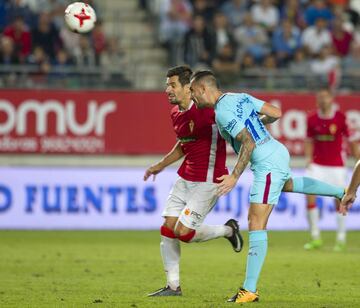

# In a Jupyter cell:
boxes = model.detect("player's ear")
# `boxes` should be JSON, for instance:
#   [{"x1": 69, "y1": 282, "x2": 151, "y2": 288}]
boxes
[{"x1": 184, "y1": 83, "x2": 190, "y2": 93}]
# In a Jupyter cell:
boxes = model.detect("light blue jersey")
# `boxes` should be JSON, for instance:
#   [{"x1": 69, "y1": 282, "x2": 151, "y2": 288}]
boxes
[
  {"x1": 215, "y1": 92, "x2": 291, "y2": 205},
  {"x1": 215, "y1": 92, "x2": 278, "y2": 164}
]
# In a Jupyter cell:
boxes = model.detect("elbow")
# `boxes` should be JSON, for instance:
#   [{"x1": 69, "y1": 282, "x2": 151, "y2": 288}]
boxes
[{"x1": 275, "y1": 108, "x2": 282, "y2": 119}]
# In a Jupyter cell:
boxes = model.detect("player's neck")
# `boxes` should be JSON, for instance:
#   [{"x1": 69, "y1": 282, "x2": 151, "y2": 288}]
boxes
[
  {"x1": 178, "y1": 99, "x2": 192, "y2": 111},
  {"x1": 214, "y1": 90, "x2": 224, "y2": 105}
]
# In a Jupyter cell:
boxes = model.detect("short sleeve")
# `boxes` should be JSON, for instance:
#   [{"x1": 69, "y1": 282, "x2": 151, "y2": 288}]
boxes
[
  {"x1": 216, "y1": 106, "x2": 245, "y2": 138},
  {"x1": 244, "y1": 93, "x2": 265, "y2": 113}
]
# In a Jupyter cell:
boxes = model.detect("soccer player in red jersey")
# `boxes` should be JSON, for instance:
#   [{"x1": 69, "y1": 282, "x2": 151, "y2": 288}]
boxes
[
  {"x1": 304, "y1": 88, "x2": 359, "y2": 251},
  {"x1": 144, "y1": 66, "x2": 243, "y2": 297}
]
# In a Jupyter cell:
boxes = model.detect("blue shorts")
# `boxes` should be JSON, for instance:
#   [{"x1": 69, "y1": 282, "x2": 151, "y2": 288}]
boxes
[{"x1": 249, "y1": 142, "x2": 291, "y2": 205}]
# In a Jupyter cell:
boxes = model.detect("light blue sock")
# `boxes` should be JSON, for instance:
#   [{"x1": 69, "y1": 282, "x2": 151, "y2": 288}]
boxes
[
  {"x1": 292, "y1": 177, "x2": 344, "y2": 199},
  {"x1": 243, "y1": 230, "x2": 268, "y2": 293}
]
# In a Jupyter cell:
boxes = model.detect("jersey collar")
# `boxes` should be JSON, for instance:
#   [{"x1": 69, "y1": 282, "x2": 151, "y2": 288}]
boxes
[{"x1": 216, "y1": 93, "x2": 226, "y2": 105}]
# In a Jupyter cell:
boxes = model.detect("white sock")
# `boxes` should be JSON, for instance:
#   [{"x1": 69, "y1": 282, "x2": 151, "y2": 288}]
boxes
[
  {"x1": 190, "y1": 224, "x2": 232, "y2": 243},
  {"x1": 336, "y1": 213, "x2": 346, "y2": 243},
  {"x1": 307, "y1": 208, "x2": 320, "y2": 240},
  {"x1": 160, "y1": 236, "x2": 180, "y2": 290}
]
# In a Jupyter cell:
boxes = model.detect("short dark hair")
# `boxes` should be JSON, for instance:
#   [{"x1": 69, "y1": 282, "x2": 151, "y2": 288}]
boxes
[
  {"x1": 166, "y1": 65, "x2": 193, "y2": 86},
  {"x1": 191, "y1": 70, "x2": 219, "y2": 88}
]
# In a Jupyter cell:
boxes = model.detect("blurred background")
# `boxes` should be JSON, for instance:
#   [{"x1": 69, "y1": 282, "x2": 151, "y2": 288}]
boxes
[{"x1": 0, "y1": 0, "x2": 359, "y2": 230}]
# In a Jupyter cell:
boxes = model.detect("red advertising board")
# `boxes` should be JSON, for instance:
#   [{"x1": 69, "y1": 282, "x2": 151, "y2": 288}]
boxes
[{"x1": 0, "y1": 90, "x2": 359, "y2": 155}]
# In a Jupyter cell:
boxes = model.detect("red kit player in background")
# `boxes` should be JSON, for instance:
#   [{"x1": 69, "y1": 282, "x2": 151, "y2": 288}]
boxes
[
  {"x1": 144, "y1": 66, "x2": 243, "y2": 297},
  {"x1": 304, "y1": 88, "x2": 359, "y2": 252}
]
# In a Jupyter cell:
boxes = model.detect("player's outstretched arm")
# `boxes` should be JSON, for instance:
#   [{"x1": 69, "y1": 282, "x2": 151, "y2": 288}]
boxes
[
  {"x1": 340, "y1": 160, "x2": 360, "y2": 213},
  {"x1": 259, "y1": 102, "x2": 282, "y2": 125},
  {"x1": 143, "y1": 141, "x2": 184, "y2": 181},
  {"x1": 217, "y1": 128, "x2": 255, "y2": 196}
]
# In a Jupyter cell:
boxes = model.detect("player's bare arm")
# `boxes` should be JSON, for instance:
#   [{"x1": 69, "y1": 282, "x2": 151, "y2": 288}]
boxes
[
  {"x1": 144, "y1": 141, "x2": 184, "y2": 181},
  {"x1": 340, "y1": 160, "x2": 360, "y2": 213},
  {"x1": 217, "y1": 128, "x2": 255, "y2": 196},
  {"x1": 259, "y1": 102, "x2": 282, "y2": 124}
]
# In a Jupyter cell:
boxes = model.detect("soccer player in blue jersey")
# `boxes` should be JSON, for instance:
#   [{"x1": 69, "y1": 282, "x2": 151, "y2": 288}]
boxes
[{"x1": 189, "y1": 70, "x2": 346, "y2": 303}]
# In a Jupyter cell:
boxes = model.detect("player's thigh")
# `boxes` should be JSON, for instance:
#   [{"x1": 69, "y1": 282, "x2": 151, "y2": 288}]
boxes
[
  {"x1": 162, "y1": 177, "x2": 188, "y2": 219},
  {"x1": 178, "y1": 181, "x2": 218, "y2": 229},
  {"x1": 250, "y1": 152, "x2": 291, "y2": 205}
]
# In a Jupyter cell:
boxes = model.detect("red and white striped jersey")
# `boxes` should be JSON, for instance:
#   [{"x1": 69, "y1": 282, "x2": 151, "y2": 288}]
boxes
[{"x1": 170, "y1": 102, "x2": 228, "y2": 183}]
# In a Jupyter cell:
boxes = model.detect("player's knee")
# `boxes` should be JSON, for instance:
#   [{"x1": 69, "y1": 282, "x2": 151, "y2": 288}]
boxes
[
  {"x1": 163, "y1": 217, "x2": 178, "y2": 230},
  {"x1": 160, "y1": 225, "x2": 176, "y2": 239},
  {"x1": 248, "y1": 214, "x2": 266, "y2": 231},
  {"x1": 174, "y1": 224, "x2": 195, "y2": 242},
  {"x1": 177, "y1": 230, "x2": 196, "y2": 243}
]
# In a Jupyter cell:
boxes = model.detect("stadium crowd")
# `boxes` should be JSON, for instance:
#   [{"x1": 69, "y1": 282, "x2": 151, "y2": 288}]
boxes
[
  {"x1": 0, "y1": 0, "x2": 127, "y2": 88},
  {"x1": 147, "y1": 0, "x2": 360, "y2": 87}
]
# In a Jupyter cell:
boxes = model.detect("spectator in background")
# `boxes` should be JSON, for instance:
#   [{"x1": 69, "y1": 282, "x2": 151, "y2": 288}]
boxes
[
  {"x1": 0, "y1": 36, "x2": 18, "y2": 64},
  {"x1": 331, "y1": 17, "x2": 353, "y2": 57},
  {"x1": 343, "y1": 42, "x2": 360, "y2": 74},
  {"x1": 50, "y1": 48, "x2": 74, "y2": 85},
  {"x1": 183, "y1": 14, "x2": 215, "y2": 67},
  {"x1": 272, "y1": 19, "x2": 302, "y2": 66},
  {"x1": 158, "y1": 0, "x2": 193, "y2": 65},
  {"x1": 221, "y1": 0, "x2": 248, "y2": 28},
  {"x1": 310, "y1": 45, "x2": 340, "y2": 87},
  {"x1": 251, "y1": 0, "x2": 280, "y2": 34},
  {"x1": 27, "y1": 45, "x2": 51, "y2": 85},
  {"x1": 262, "y1": 53, "x2": 277, "y2": 69},
  {"x1": 3, "y1": 15, "x2": 32, "y2": 63},
  {"x1": 74, "y1": 35, "x2": 96, "y2": 67},
  {"x1": 192, "y1": 0, "x2": 215, "y2": 23},
  {"x1": 100, "y1": 37, "x2": 125, "y2": 72},
  {"x1": 5, "y1": 0, "x2": 35, "y2": 28},
  {"x1": 289, "y1": 48, "x2": 311, "y2": 74},
  {"x1": 0, "y1": 1, "x2": 8, "y2": 32},
  {"x1": 212, "y1": 43, "x2": 240, "y2": 75},
  {"x1": 212, "y1": 12, "x2": 236, "y2": 54},
  {"x1": 59, "y1": 26, "x2": 80, "y2": 58},
  {"x1": 91, "y1": 21, "x2": 107, "y2": 65},
  {"x1": 304, "y1": 0, "x2": 333, "y2": 26},
  {"x1": 280, "y1": 0, "x2": 305, "y2": 29},
  {"x1": 212, "y1": 42, "x2": 240, "y2": 82},
  {"x1": 234, "y1": 13, "x2": 269, "y2": 62},
  {"x1": 240, "y1": 52, "x2": 258, "y2": 71},
  {"x1": 302, "y1": 17, "x2": 331, "y2": 56},
  {"x1": 31, "y1": 12, "x2": 62, "y2": 60}
]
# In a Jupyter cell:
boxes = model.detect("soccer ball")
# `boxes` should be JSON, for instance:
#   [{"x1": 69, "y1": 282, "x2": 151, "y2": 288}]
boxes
[{"x1": 64, "y1": 2, "x2": 97, "y2": 33}]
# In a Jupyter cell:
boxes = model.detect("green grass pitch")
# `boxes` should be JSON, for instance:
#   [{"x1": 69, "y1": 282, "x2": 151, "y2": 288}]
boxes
[{"x1": 0, "y1": 230, "x2": 359, "y2": 307}]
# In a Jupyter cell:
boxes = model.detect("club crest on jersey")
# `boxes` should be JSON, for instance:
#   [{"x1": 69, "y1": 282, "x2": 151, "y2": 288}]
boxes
[
  {"x1": 329, "y1": 124, "x2": 337, "y2": 134},
  {"x1": 189, "y1": 120, "x2": 194, "y2": 133}
]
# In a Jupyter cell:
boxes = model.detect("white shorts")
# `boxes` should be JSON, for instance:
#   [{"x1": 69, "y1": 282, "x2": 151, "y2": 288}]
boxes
[
  {"x1": 306, "y1": 163, "x2": 346, "y2": 187},
  {"x1": 162, "y1": 177, "x2": 218, "y2": 229}
]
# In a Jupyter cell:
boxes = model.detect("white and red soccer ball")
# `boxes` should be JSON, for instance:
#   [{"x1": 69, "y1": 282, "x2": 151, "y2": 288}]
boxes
[{"x1": 64, "y1": 2, "x2": 97, "y2": 33}]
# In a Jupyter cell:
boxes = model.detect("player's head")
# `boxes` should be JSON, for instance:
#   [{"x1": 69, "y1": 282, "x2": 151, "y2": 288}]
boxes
[
  {"x1": 190, "y1": 70, "x2": 219, "y2": 108},
  {"x1": 166, "y1": 65, "x2": 193, "y2": 105},
  {"x1": 316, "y1": 87, "x2": 333, "y2": 111}
]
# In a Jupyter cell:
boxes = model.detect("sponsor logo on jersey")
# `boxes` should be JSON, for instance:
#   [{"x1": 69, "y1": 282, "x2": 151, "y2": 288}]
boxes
[
  {"x1": 189, "y1": 120, "x2": 194, "y2": 133},
  {"x1": 184, "y1": 208, "x2": 191, "y2": 216},
  {"x1": 225, "y1": 119, "x2": 237, "y2": 133},
  {"x1": 329, "y1": 124, "x2": 337, "y2": 134}
]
